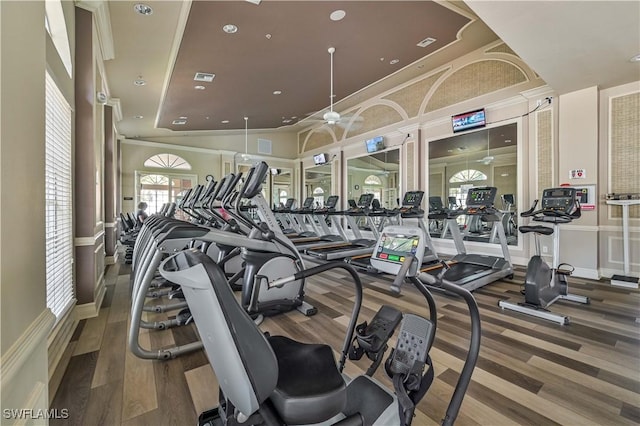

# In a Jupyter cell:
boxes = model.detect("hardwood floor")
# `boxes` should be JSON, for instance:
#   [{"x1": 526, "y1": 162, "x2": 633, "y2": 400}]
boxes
[{"x1": 51, "y1": 258, "x2": 640, "y2": 425}]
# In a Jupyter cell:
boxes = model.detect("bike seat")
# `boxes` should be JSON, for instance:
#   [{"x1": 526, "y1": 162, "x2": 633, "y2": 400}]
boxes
[{"x1": 519, "y1": 225, "x2": 554, "y2": 235}]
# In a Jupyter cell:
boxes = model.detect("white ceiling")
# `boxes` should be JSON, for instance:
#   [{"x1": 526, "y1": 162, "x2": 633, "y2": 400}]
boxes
[{"x1": 467, "y1": 1, "x2": 640, "y2": 94}]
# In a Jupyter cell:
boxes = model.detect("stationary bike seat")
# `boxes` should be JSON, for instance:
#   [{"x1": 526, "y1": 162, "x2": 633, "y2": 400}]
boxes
[{"x1": 519, "y1": 225, "x2": 554, "y2": 235}]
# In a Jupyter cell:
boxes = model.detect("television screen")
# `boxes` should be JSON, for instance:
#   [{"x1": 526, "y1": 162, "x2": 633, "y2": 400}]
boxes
[
  {"x1": 313, "y1": 153, "x2": 328, "y2": 165},
  {"x1": 452, "y1": 109, "x2": 486, "y2": 133},
  {"x1": 365, "y1": 136, "x2": 385, "y2": 153}
]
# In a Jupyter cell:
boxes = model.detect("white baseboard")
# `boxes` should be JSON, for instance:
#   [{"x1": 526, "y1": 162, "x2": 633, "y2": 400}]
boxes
[
  {"x1": 0, "y1": 309, "x2": 55, "y2": 392},
  {"x1": 572, "y1": 267, "x2": 600, "y2": 280},
  {"x1": 75, "y1": 277, "x2": 107, "y2": 320}
]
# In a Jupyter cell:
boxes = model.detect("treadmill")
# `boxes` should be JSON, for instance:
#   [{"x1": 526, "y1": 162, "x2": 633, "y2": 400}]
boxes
[
  {"x1": 305, "y1": 193, "x2": 378, "y2": 261},
  {"x1": 289, "y1": 196, "x2": 348, "y2": 250},
  {"x1": 425, "y1": 186, "x2": 513, "y2": 292},
  {"x1": 347, "y1": 191, "x2": 439, "y2": 271}
]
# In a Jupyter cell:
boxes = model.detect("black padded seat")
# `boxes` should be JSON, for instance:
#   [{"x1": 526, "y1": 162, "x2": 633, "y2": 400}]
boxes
[
  {"x1": 268, "y1": 335, "x2": 346, "y2": 424},
  {"x1": 519, "y1": 225, "x2": 554, "y2": 235}
]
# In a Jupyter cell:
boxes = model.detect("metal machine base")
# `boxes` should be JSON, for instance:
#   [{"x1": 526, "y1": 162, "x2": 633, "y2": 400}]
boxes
[{"x1": 498, "y1": 300, "x2": 569, "y2": 325}]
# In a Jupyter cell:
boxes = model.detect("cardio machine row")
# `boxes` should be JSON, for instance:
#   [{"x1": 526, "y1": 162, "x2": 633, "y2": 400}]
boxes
[
  {"x1": 125, "y1": 160, "x2": 482, "y2": 425},
  {"x1": 128, "y1": 162, "x2": 314, "y2": 360}
]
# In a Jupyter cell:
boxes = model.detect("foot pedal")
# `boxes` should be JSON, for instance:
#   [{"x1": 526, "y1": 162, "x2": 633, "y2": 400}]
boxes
[
  {"x1": 198, "y1": 408, "x2": 223, "y2": 426},
  {"x1": 386, "y1": 314, "x2": 434, "y2": 376},
  {"x1": 349, "y1": 305, "x2": 402, "y2": 375},
  {"x1": 175, "y1": 308, "x2": 193, "y2": 326}
]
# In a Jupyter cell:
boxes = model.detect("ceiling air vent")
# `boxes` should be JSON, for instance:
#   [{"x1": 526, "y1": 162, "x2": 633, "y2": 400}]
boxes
[
  {"x1": 257, "y1": 138, "x2": 272, "y2": 155},
  {"x1": 194, "y1": 72, "x2": 215, "y2": 82},
  {"x1": 172, "y1": 119, "x2": 187, "y2": 125},
  {"x1": 417, "y1": 37, "x2": 437, "y2": 48}
]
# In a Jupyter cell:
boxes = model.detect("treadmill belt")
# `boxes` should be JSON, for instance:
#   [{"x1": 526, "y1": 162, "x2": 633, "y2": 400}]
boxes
[{"x1": 424, "y1": 262, "x2": 491, "y2": 283}]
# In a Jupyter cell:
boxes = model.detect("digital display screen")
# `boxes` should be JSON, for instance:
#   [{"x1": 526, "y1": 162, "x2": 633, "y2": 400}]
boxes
[
  {"x1": 357, "y1": 193, "x2": 374, "y2": 207},
  {"x1": 365, "y1": 136, "x2": 385, "y2": 153},
  {"x1": 466, "y1": 187, "x2": 496, "y2": 207},
  {"x1": 452, "y1": 109, "x2": 486, "y2": 133},
  {"x1": 375, "y1": 233, "x2": 420, "y2": 263},
  {"x1": 402, "y1": 191, "x2": 424, "y2": 207},
  {"x1": 313, "y1": 153, "x2": 328, "y2": 165}
]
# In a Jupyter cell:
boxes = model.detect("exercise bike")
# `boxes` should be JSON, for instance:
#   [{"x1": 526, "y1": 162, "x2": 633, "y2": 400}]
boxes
[{"x1": 499, "y1": 187, "x2": 589, "y2": 325}]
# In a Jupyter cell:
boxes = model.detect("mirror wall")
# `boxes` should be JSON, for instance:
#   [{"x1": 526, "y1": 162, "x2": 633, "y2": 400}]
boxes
[
  {"x1": 304, "y1": 164, "x2": 332, "y2": 207},
  {"x1": 347, "y1": 148, "x2": 400, "y2": 208},
  {"x1": 428, "y1": 123, "x2": 518, "y2": 245}
]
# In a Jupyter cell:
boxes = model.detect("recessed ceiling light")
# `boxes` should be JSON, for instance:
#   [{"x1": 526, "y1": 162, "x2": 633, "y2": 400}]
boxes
[
  {"x1": 273, "y1": 90, "x2": 282, "y2": 95},
  {"x1": 223, "y1": 24, "x2": 238, "y2": 34},
  {"x1": 179, "y1": 116, "x2": 187, "y2": 120},
  {"x1": 221, "y1": 120, "x2": 230, "y2": 124},
  {"x1": 205, "y1": 116, "x2": 210, "y2": 120},
  {"x1": 194, "y1": 85, "x2": 206, "y2": 90},
  {"x1": 501, "y1": 173, "x2": 509, "y2": 177},
  {"x1": 194, "y1": 72, "x2": 215, "y2": 82},
  {"x1": 265, "y1": 34, "x2": 272, "y2": 40},
  {"x1": 630, "y1": 53, "x2": 640, "y2": 62},
  {"x1": 390, "y1": 59, "x2": 399, "y2": 65},
  {"x1": 245, "y1": 0, "x2": 261, "y2": 4},
  {"x1": 282, "y1": 119, "x2": 292, "y2": 124},
  {"x1": 172, "y1": 119, "x2": 187, "y2": 125},
  {"x1": 133, "y1": 78, "x2": 146, "y2": 86},
  {"x1": 504, "y1": 139, "x2": 512, "y2": 143},
  {"x1": 134, "y1": 115, "x2": 144, "y2": 119},
  {"x1": 133, "y1": 3, "x2": 153, "y2": 15},
  {"x1": 330, "y1": 10, "x2": 346, "y2": 21},
  {"x1": 447, "y1": 149, "x2": 453, "y2": 153}
]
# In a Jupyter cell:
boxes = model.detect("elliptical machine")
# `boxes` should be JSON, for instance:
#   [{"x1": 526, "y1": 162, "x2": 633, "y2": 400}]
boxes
[{"x1": 498, "y1": 187, "x2": 589, "y2": 325}]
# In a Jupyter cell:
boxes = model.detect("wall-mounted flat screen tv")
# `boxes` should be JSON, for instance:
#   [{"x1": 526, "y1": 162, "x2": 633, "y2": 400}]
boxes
[
  {"x1": 313, "y1": 153, "x2": 329, "y2": 165},
  {"x1": 452, "y1": 108, "x2": 486, "y2": 133},
  {"x1": 365, "y1": 136, "x2": 385, "y2": 153}
]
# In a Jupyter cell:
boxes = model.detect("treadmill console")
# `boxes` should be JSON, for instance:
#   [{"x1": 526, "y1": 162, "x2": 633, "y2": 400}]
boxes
[
  {"x1": 465, "y1": 187, "x2": 497, "y2": 211},
  {"x1": 541, "y1": 187, "x2": 579, "y2": 216},
  {"x1": 324, "y1": 195, "x2": 339, "y2": 209},
  {"x1": 402, "y1": 191, "x2": 424, "y2": 208},
  {"x1": 398, "y1": 191, "x2": 425, "y2": 218},
  {"x1": 370, "y1": 226, "x2": 425, "y2": 276},
  {"x1": 428, "y1": 196, "x2": 444, "y2": 211},
  {"x1": 357, "y1": 193, "x2": 375, "y2": 208}
]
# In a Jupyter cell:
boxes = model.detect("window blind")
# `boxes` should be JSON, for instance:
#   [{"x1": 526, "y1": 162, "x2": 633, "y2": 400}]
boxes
[{"x1": 45, "y1": 72, "x2": 74, "y2": 319}]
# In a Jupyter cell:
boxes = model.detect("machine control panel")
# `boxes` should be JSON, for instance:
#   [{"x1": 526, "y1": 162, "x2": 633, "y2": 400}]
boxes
[
  {"x1": 370, "y1": 226, "x2": 425, "y2": 276},
  {"x1": 465, "y1": 186, "x2": 497, "y2": 209},
  {"x1": 541, "y1": 187, "x2": 579, "y2": 216}
]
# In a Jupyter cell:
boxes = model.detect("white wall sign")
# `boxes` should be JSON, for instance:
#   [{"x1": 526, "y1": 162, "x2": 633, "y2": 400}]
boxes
[{"x1": 570, "y1": 169, "x2": 586, "y2": 179}]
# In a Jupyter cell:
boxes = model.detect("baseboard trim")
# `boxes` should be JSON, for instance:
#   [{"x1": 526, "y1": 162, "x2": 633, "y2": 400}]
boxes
[
  {"x1": 75, "y1": 277, "x2": 107, "y2": 320},
  {"x1": 573, "y1": 267, "x2": 600, "y2": 280},
  {"x1": 13, "y1": 381, "x2": 48, "y2": 426},
  {"x1": 0, "y1": 309, "x2": 56, "y2": 391}
]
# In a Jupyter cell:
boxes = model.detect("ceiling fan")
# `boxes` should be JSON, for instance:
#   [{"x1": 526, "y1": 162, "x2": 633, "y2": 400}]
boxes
[
  {"x1": 477, "y1": 136, "x2": 494, "y2": 165},
  {"x1": 303, "y1": 47, "x2": 363, "y2": 128}
]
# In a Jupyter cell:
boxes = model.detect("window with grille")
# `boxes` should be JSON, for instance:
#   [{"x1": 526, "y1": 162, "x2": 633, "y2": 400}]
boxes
[{"x1": 45, "y1": 72, "x2": 74, "y2": 320}]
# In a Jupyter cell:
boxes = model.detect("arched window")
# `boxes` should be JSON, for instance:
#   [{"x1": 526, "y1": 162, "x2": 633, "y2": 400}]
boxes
[
  {"x1": 449, "y1": 169, "x2": 487, "y2": 183},
  {"x1": 313, "y1": 187, "x2": 325, "y2": 206},
  {"x1": 449, "y1": 169, "x2": 488, "y2": 208},
  {"x1": 140, "y1": 174, "x2": 169, "y2": 186},
  {"x1": 364, "y1": 175, "x2": 382, "y2": 186},
  {"x1": 363, "y1": 175, "x2": 383, "y2": 202},
  {"x1": 144, "y1": 153, "x2": 191, "y2": 170}
]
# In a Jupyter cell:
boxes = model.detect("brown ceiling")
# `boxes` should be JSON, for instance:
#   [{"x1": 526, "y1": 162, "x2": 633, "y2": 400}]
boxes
[
  {"x1": 157, "y1": 1, "x2": 471, "y2": 131},
  {"x1": 105, "y1": 1, "x2": 640, "y2": 140}
]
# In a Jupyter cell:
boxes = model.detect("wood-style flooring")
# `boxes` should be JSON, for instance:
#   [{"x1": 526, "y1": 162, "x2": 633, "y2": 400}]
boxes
[{"x1": 51, "y1": 257, "x2": 640, "y2": 425}]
